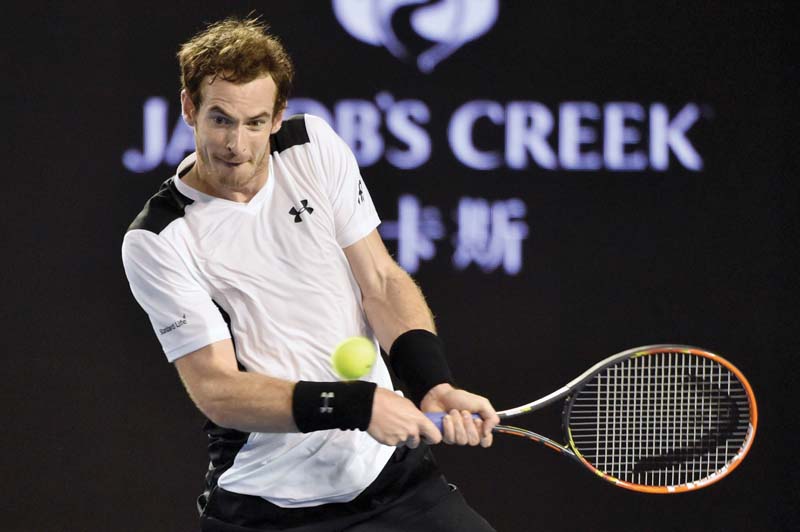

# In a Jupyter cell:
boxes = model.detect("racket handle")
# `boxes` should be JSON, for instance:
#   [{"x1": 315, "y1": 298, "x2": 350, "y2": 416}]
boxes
[{"x1": 425, "y1": 412, "x2": 481, "y2": 432}]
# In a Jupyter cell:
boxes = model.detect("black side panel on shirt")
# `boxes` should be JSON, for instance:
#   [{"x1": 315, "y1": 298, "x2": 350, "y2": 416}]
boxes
[
  {"x1": 201, "y1": 420, "x2": 250, "y2": 512},
  {"x1": 212, "y1": 302, "x2": 247, "y2": 372},
  {"x1": 127, "y1": 178, "x2": 194, "y2": 234},
  {"x1": 200, "y1": 446, "x2": 447, "y2": 529},
  {"x1": 199, "y1": 301, "x2": 251, "y2": 514},
  {"x1": 270, "y1": 114, "x2": 310, "y2": 154}
]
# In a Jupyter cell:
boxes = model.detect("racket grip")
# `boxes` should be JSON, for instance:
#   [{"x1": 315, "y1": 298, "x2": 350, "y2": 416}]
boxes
[{"x1": 425, "y1": 412, "x2": 481, "y2": 432}]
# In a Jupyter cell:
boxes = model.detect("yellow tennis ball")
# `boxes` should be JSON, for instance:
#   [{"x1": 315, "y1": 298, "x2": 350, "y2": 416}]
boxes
[{"x1": 331, "y1": 336, "x2": 377, "y2": 380}]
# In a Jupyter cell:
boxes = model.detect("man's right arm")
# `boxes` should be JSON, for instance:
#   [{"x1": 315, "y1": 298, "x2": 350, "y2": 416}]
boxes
[
  {"x1": 174, "y1": 338, "x2": 442, "y2": 447},
  {"x1": 123, "y1": 230, "x2": 438, "y2": 446},
  {"x1": 173, "y1": 338, "x2": 297, "y2": 432}
]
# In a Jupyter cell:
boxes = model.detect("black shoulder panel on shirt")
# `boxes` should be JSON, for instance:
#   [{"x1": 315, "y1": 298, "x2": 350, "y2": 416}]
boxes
[
  {"x1": 270, "y1": 114, "x2": 310, "y2": 154},
  {"x1": 127, "y1": 178, "x2": 194, "y2": 234}
]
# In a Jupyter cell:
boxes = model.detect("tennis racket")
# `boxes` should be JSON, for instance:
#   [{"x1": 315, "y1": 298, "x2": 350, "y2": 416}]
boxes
[{"x1": 426, "y1": 345, "x2": 757, "y2": 493}]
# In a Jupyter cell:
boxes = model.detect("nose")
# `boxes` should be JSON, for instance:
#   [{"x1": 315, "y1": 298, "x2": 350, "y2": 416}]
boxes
[{"x1": 226, "y1": 126, "x2": 246, "y2": 155}]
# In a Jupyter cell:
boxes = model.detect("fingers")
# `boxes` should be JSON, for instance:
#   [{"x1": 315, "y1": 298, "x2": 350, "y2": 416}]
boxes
[
  {"x1": 398, "y1": 412, "x2": 442, "y2": 448},
  {"x1": 479, "y1": 409, "x2": 499, "y2": 447},
  {"x1": 478, "y1": 404, "x2": 501, "y2": 438},
  {"x1": 406, "y1": 413, "x2": 443, "y2": 447},
  {"x1": 440, "y1": 410, "x2": 459, "y2": 444},
  {"x1": 464, "y1": 411, "x2": 481, "y2": 445},
  {"x1": 420, "y1": 415, "x2": 443, "y2": 446},
  {"x1": 474, "y1": 417, "x2": 492, "y2": 448},
  {"x1": 436, "y1": 391, "x2": 500, "y2": 447},
  {"x1": 368, "y1": 388, "x2": 443, "y2": 447},
  {"x1": 478, "y1": 417, "x2": 494, "y2": 448},
  {"x1": 441, "y1": 410, "x2": 482, "y2": 446},
  {"x1": 401, "y1": 434, "x2": 421, "y2": 449},
  {"x1": 368, "y1": 387, "x2": 498, "y2": 448}
]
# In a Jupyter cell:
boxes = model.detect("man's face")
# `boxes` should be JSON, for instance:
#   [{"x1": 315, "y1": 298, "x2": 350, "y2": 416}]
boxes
[{"x1": 181, "y1": 74, "x2": 284, "y2": 193}]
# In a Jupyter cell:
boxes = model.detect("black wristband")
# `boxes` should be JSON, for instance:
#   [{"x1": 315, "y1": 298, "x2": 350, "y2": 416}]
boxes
[
  {"x1": 292, "y1": 380, "x2": 377, "y2": 433},
  {"x1": 389, "y1": 329, "x2": 455, "y2": 405}
]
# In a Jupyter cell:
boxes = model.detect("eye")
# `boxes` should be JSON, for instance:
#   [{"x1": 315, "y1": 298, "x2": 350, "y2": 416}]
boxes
[{"x1": 212, "y1": 115, "x2": 231, "y2": 126}]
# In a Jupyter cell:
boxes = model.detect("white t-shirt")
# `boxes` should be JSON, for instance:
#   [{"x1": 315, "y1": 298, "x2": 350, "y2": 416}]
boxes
[{"x1": 121, "y1": 114, "x2": 396, "y2": 507}]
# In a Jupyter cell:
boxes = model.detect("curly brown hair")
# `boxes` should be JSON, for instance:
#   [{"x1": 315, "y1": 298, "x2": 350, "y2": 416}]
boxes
[{"x1": 177, "y1": 16, "x2": 294, "y2": 113}]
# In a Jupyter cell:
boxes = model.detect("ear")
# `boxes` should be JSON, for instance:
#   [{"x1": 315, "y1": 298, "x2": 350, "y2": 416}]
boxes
[
  {"x1": 181, "y1": 89, "x2": 197, "y2": 127},
  {"x1": 270, "y1": 107, "x2": 285, "y2": 134}
]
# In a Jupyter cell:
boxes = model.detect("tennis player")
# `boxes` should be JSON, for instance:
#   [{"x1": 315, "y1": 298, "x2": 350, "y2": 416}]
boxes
[{"x1": 122, "y1": 17, "x2": 499, "y2": 531}]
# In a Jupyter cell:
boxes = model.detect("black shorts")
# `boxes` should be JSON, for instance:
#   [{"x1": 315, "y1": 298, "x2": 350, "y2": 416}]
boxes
[{"x1": 199, "y1": 445, "x2": 495, "y2": 532}]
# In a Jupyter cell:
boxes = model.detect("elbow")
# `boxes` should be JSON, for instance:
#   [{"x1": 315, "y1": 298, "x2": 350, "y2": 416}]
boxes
[
  {"x1": 174, "y1": 346, "x2": 245, "y2": 429},
  {"x1": 192, "y1": 382, "x2": 238, "y2": 429},
  {"x1": 199, "y1": 400, "x2": 234, "y2": 428}
]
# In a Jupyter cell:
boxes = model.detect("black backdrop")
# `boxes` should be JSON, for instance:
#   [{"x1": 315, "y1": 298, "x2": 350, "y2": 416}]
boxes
[{"x1": 5, "y1": 2, "x2": 797, "y2": 531}]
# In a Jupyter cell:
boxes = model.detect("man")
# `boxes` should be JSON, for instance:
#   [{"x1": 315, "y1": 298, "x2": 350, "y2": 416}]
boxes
[{"x1": 122, "y1": 17, "x2": 499, "y2": 531}]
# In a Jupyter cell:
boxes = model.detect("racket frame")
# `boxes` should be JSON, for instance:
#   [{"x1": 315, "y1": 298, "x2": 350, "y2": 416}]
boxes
[{"x1": 495, "y1": 345, "x2": 758, "y2": 494}]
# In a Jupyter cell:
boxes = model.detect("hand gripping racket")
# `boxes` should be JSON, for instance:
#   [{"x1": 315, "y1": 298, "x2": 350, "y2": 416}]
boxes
[{"x1": 426, "y1": 345, "x2": 757, "y2": 493}]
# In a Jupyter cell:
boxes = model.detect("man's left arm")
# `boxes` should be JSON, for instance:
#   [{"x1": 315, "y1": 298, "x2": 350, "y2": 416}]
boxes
[{"x1": 344, "y1": 229, "x2": 500, "y2": 447}]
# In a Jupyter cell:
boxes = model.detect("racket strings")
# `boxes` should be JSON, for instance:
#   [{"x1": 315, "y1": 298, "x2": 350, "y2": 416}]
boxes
[{"x1": 567, "y1": 351, "x2": 751, "y2": 487}]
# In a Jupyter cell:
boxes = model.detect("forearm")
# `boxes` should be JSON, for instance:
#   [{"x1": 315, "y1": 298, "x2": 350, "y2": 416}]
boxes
[
  {"x1": 176, "y1": 340, "x2": 376, "y2": 435},
  {"x1": 362, "y1": 266, "x2": 436, "y2": 352},
  {"x1": 180, "y1": 364, "x2": 297, "y2": 433}
]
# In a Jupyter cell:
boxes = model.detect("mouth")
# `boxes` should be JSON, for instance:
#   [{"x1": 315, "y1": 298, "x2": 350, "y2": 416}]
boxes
[{"x1": 217, "y1": 157, "x2": 247, "y2": 168}]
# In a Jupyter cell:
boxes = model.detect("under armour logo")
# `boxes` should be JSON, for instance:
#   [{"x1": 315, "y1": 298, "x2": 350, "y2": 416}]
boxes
[
  {"x1": 320, "y1": 392, "x2": 334, "y2": 413},
  {"x1": 357, "y1": 180, "x2": 364, "y2": 204},
  {"x1": 289, "y1": 199, "x2": 314, "y2": 223},
  {"x1": 332, "y1": 0, "x2": 499, "y2": 73}
]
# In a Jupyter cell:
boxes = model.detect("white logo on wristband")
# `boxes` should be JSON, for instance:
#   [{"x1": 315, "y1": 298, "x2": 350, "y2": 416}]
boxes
[{"x1": 320, "y1": 392, "x2": 335, "y2": 413}]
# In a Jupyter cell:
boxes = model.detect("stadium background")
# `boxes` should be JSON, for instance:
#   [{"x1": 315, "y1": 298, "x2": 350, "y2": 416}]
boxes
[{"x1": 5, "y1": 2, "x2": 796, "y2": 530}]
